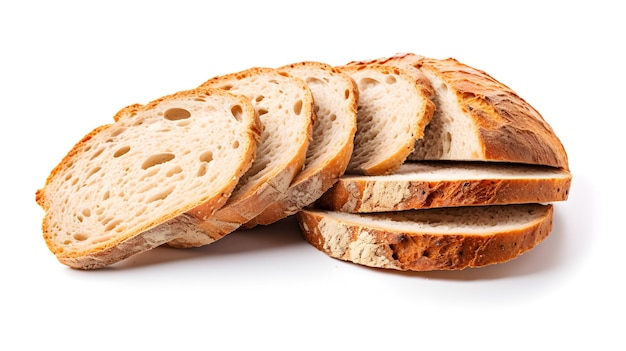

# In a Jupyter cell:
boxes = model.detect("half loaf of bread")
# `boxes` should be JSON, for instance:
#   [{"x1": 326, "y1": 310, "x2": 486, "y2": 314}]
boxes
[
  {"x1": 244, "y1": 61, "x2": 358, "y2": 227},
  {"x1": 297, "y1": 203, "x2": 553, "y2": 271},
  {"x1": 36, "y1": 88, "x2": 261, "y2": 269},
  {"x1": 316, "y1": 161, "x2": 572, "y2": 212},
  {"x1": 347, "y1": 53, "x2": 569, "y2": 169},
  {"x1": 166, "y1": 67, "x2": 315, "y2": 248}
]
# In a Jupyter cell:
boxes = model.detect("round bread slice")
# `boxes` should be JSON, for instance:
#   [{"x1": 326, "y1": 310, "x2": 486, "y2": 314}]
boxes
[
  {"x1": 315, "y1": 161, "x2": 572, "y2": 212},
  {"x1": 243, "y1": 61, "x2": 358, "y2": 227},
  {"x1": 337, "y1": 63, "x2": 436, "y2": 176},
  {"x1": 296, "y1": 204, "x2": 554, "y2": 271},
  {"x1": 35, "y1": 88, "x2": 261, "y2": 269},
  {"x1": 354, "y1": 53, "x2": 569, "y2": 169},
  {"x1": 166, "y1": 67, "x2": 314, "y2": 248}
]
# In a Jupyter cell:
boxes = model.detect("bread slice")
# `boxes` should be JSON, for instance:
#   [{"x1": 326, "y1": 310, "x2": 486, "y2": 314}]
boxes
[
  {"x1": 336, "y1": 63, "x2": 435, "y2": 176},
  {"x1": 316, "y1": 161, "x2": 572, "y2": 212},
  {"x1": 349, "y1": 53, "x2": 569, "y2": 169},
  {"x1": 166, "y1": 67, "x2": 315, "y2": 248},
  {"x1": 243, "y1": 61, "x2": 358, "y2": 227},
  {"x1": 297, "y1": 203, "x2": 553, "y2": 271},
  {"x1": 35, "y1": 88, "x2": 261, "y2": 269}
]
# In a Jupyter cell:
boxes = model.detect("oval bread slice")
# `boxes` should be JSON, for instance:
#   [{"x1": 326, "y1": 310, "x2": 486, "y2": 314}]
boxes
[
  {"x1": 166, "y1": 67, "x2": 315, "y2": 247},
  {"x1": 297, "y1": 204, "x2": 554, "y2": 271},
  {"x1": 35, "y1": 88, "x2": 261, "y2": 269}
]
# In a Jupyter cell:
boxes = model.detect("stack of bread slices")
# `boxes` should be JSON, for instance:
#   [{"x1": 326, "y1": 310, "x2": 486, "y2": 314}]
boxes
[{"x1": 36, "y1": 53, "x2": 571, "y2": 270}]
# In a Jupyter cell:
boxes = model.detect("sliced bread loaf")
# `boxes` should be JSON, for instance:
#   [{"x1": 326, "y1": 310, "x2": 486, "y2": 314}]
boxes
[
  {"x1": 35, "y1": 88, "x2": 261, "y2": 269},
  {"x1": 316, "y1": 161, "x2": 572, "y2": 212},
  {"x1": 243, "y1": 61, "x2": 358, "y2": 227},
  {"x1": 350, "y1": 53, "x2": 569, "y2": 169},
  {"x1": 336, "y1": 63, "x2": 435, "y2": 176},
  {"x1": 297, "y1": 203, "x2": 553, "y2": 271},
  {"x1": 166, "y1": 67, "x2": 315, "y2": 247}
]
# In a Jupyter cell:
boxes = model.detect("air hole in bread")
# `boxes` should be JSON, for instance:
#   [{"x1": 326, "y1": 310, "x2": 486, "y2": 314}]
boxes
[
  {"x1": 90, "y1": 148, "x2": 105, "y2": 160},
  {"x1": 385, "y1": 75, "x2": 397, "y2": 84},
  {"x1": 305, "y1": 77, "x2": 325, "y2": 86},
  {"x1": 199, "y1": 151, "x2": 214, "y2": 164},
  {"x1": 293, "y1": 100, "x2": 303, "y2": 115},
  {"x1": 110, "y1": 128, "x2": 126, "y2": 137},
  {"x1": 269, "y1": 79, "x2": 279, "y2": 85},
  {"x1": 255, "y1": 95, "x2": 265, "y2": 102},
  {"x1": 85, "y1": 167, "x2": 102, "y2": 180},
  {"x1": 114, "y1": 146, "x2": 131, "y2": 158},
  {"x1": 358, "y1": 77, "x2": 380, "y2": 90},
  {"x1": 329, "y1": 114, "x2": 337, "y2": 122},
  {"x1": 220, "y1": 84, "x2": 233, "y2": 90},
  {"x1": 164, "y1": 108, "x2": 191, "y2": 121},
  {"x1": 344, "y1": 89, "x2": 351, "y2": 100},
  {"x1": 196, "y1": 151, "x2": 214, "y2": 177},
  {"x1": 258, "y1": 108, "x2": 269, "y2": 116},
  {"x1": 82, "y1": 208, "x2": 91, "y2": 217},
  {"x1": 197, "y1": 164, "x2": 208, "y2": 177},
  {"x1": 147, "y1": 187, "x2": 174, "y2": 203},
  {"x1": 105, "y1": 219, "x2": 122, "y2": 231},
  {"x1": 102, "y1": 191, "x2": 110, "y2": 201},
  {"x1": 194, "y1": 97, "x2": 206, "y2": 102},
  {"x1": 142, "y1": 153, "x2": 175, "y2": 170},
  {"x1": 73, "y1": 233, "x2": 88, "y2": 241},
  {"x1": 231, "y1": 104, "x2": 244, "y2": 122},
  {"x1": 232, "y1": 140, "x2": 240, "y2": 149},
  {"x1": 166, "y1": 166, "x2": 183, "y2": 177}
]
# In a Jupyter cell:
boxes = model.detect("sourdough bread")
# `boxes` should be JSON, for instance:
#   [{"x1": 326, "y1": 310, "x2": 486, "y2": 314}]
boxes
[
  {"x1": 349, "y1": 53, "x2": 569, "y2": 169},
  {"x1": 244, "y1": 61, "x2": 358, "y2": 227},
  {"x1": 166, "y1": 67, "x2": 314, "y2": 247},
  {"x1": 36, "y1": 88, "x2": 261, "y2": 269},
  {"x1": 337, "y1": 63, "x2": 435, "y2": 175},
  {"x1": 297, "y1": 203, "x2": 553, "y2": 271},
  {"x1": 316, "y1": 161, "x2": 572, "y2": 212}
]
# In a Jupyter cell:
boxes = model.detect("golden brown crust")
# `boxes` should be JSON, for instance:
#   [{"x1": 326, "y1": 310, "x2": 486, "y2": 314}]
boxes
[
  {"x1": 421, "y1": 57, "x2": 568, "y2": 169},
  {"x1": 296, "y1": 204, "x2": 554, "y2": 271},
  {"x1": 362, "y1": 53, "x2": 569, "y2": 169},
  {"x1": 315, "y1": 162, "x2": 572, "y2": 212}
]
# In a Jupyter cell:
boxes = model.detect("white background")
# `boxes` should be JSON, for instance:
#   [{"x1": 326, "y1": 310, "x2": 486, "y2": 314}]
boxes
[{"x1": 2, "y1": 1, "x2": 622, "y2": 350}]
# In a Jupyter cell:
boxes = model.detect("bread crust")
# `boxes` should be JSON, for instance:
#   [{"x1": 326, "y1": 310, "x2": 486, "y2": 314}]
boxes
[
  {"x1": 316, "y1": 161, "x2": 572, "y2": 212},
  {"x1": 297, "y1": 204, "x2": 554, "y2": 271}
]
